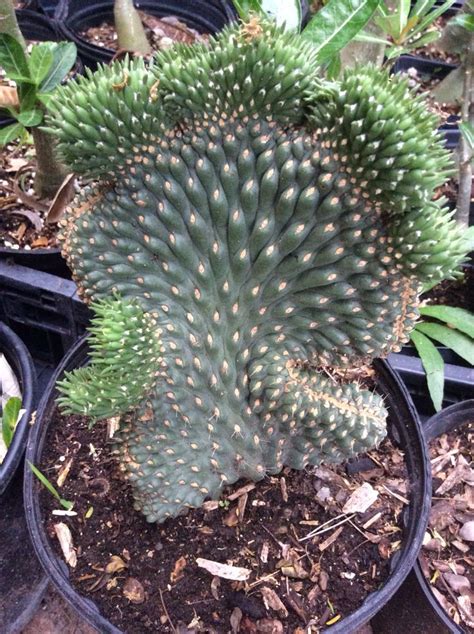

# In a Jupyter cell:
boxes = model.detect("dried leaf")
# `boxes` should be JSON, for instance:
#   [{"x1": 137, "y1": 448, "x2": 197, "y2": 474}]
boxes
[
  {"x1": 11, "y1": 209, "x2": 44, "y2": 231},
  {"x1": 0, "y1": 85, "x2": 19, "y2": 107},
  {"x1": 260, "y1": 541, "x2": 270, "y2": 563},
  {"x1": 342, "y1": 482, "x2": 379, "y2": 514},
  {"x1": 30, "y1": 236, "x2": 49, "y2": 248},
  {"x1": 196, "y1": 558, "x2": 251, "y2": 581},
  {"x1": 227, "y1": 483, "x2": 256, "y2": 501},
  {"x1": 105, "y1": 555, "x2": 128, "y2": 574},
  {"x1": 230, "y1": 607, "x2": 243, "y2": 634},
  {"x1": 202, "y1": 500, "x2": 219, "y2": 511},
  {"x1": 280, "y1": 477, "x2": 288, "y2": 502},
  {"x1": 46, "y1": 173, "x2": 75, "y2": 223},
  {"x1": 318, "y1": 526, "x2": 344, "y2": 552},
  {"x1": 210, "y1": 575, "x2": 221, "y2": 600},
  {"x1": 260, "y1": 586, "x2": 288, "y2": 617},
  {"x1": 436, "y1": 466, "x2": 474, "y2": 495},
  {"x1": 54, "y1": 522, "x2": 77, "y2": 568},
  {"x1": 459, "y1": 520, "x2": 474, "y2": 542},
  {"x1": 57, "y1": 458, "x2": 73, "y2": 488},
  {"x1": 170, "y1": 556, "x2": 187, "y2": 584},
  {"x1": 279, "y1": 560, "x2": 308, "y2": 579},
  {"x1": 237, "y1": 492, "x2": 248, "y2": 523},
  {"x1": 443, "y1": 573, "x2": 471, "y2": 593},
  {"x1": 224, "y1": 506, "x2": 240, "y2": 527},
  {"x1": 123, "y1": 577, "x2": 145, "y2": 603},
  {"x1": 6, "y1": 157, "x2": 28, "y2": 173}
]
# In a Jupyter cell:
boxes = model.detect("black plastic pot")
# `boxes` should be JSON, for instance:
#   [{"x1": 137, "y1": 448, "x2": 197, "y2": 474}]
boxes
[
  {"x1": 0, "y1": 469, "x2": 49, "y2": 634},
  {"x1": 372, "y1": 400, "x2": 473, "y2": 634},
  {"x1": 0, "y1": 322, "x2": 36, "y2": 495},
  {"x1": 55, "y1": 0, "x2": 238, "y2": 69},
  {"x1": 392, "y1": 55, "x2": 460, "y2": 150},
  {"x1": 24, "y1": 338, "x2": 431, "y2": 633}
]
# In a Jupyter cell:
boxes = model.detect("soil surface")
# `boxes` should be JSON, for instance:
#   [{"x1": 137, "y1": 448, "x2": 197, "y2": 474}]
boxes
[
  {"x1": 413, "y1": 17, "x2": 461, "y2": 66},
  {"x1": 419, "y1": 424, "x2": 474, "y2": 632},
  {"x1": 37, "y1": 406, "x2": 411, "y2": 633},
  {"x1": 81, "y1": 14, "x2": 208, "y2": 53},
  {"x1": 422, "y1": 264, "x2": 474, "y2": 311},
  {"x1": 0, "y1": 140, "x2": 66, "y2": 251}
]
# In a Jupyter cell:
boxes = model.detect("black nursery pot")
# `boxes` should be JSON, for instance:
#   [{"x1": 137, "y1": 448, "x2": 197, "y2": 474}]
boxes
[
  {"x1": 0, "y1": 322, "x2": 36, "y2": 495},
  {"x1": 25, "y1": 337, "x2": 431, "y2": 633},
  {"x1": 413, "y1": 401, "x2": 474, "y2": 634},
  {"x1": 55, "y1": 0, "x2": 238, "y2": 70},
  {"x1": 372, "y1": 400, "x2": 473, "y2": 634},
  {"x1": 0, "y1": 9, "x2": 75, "y2": 279}
]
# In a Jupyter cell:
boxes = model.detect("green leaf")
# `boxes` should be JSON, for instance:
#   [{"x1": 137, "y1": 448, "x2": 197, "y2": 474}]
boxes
[
  {"x1": 459, "y1": 122, "x2": 474, "y2": 150},
  {"x1": 28, "y1": 43, "x2": 55, "y2": 85},
  {"x1": 0, "y1": 34, "x2": 31, "y2": 81},
  {"x1": 232, "y1": 0, "x2": 262, "y2": 19},
  {"x1": 419, "y1": 305, "x2": 474, "y2": 338},
  {"x1": 411, "y1": 0, "x2": 437, "y2": 18},
  {"x1": 326, "y1": 52, "x2": 342, "y2": 79},
  {"x1": 27, "y1": 461, "x2": 74, "y2": 510},
  {"x1": 415, "y1": 0, "x2": 456, "y2": 34},
  {"x1": 410, "y1": 330, "x2": 445, "y2": 411},
  {"x1": 354, "y1": 30, "x2": 390, "y2": 45},
  {"x1": 18, "y1": 82, "x2": 38, "y2": 112},
  {"x1": 405, "y1": 30, "x2": 440, "y2": 48},
  {"x1": 415, "y1": 322, "x2": 474, "y2": 365},
  {"x1": 374, "y1": 13, "x2": 402, "y2": 38},
  {"x1": 39, "y1": 42, "x2": 77, "y2": 93},
  {"x1": 17, "y1": 108, "x2": 43, "y2": 127},
  {"x1": 302, "y1": 0, "x2": 381, "y2": 62},
  {"x1": 1, "y1": 396, "x2": 22, "y2": 449},
  {"x1": 0, "y1": 122, "x2": 24, "y2": 145},
  {"x1": 450, "y1": 13, "x2": 474, "y2": 32}
]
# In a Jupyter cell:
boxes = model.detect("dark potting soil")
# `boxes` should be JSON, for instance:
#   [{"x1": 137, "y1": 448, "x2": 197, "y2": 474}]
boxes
[
  {"x1": 419, "y1": 425, "x2": 474, "y2": 632},
  {"x1": 81, "y1": 14, "x2": 208, "y2": 54},
  {"x1": 422, "y1": 265, "x2": 474, "y2": 311},
  {"x1": 0, "y1": 141, "x2": 66, "y2": 250},
  {"x1": 38, "y1": 406, "x2": 410, "y2": 633}
]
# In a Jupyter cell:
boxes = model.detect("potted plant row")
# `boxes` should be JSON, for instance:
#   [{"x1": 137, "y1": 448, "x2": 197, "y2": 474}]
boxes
[{"x1": 18, "y1": 0, "x2": 472, "y2": 629}]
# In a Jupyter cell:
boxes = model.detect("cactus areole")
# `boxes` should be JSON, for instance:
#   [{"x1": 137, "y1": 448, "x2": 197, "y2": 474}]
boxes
[{"x1": 49, "y1": 19, "x2": 468, "y2": 523}]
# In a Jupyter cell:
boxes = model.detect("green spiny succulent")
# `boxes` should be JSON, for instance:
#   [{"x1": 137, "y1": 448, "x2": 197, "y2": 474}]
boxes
[{"x1": 50, "y1": 18, "x2": 469, "y2": 522}]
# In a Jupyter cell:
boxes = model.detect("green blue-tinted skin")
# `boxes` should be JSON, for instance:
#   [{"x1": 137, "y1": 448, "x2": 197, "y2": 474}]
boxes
[{"x1": 52, "y1": 19, "x2": 469, "y2": 522}]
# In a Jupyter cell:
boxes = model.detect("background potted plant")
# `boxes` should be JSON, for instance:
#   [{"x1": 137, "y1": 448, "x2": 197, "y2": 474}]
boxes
[{"x1": 0, "y1": 0, "x2": 78, "y2": 277}]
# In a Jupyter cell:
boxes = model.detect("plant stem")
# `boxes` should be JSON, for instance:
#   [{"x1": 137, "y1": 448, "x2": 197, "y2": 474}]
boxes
[
  {"x1": 0, "y1": 0, "x2": 25, "y2": 47},
  {"x1": 456, "y1": 37, "x2": 473, "y2": 227},
  {"x1": 31, "y1": 125, "x2": 68, "y2": 199},
  {"x1": 114, "y1": 0, "x2": 151, "y2": 54}
]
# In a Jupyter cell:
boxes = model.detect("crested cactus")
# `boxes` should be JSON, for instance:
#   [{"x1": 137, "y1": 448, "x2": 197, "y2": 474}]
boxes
[{"x1": 51, "y1": 18, "x2": 469, "y2": 522}]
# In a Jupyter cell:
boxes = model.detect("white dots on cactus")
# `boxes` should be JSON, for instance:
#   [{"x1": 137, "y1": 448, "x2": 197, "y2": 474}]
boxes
[
  {"x1": 194, "y1": 288, "x2": 201, "y2": 300},
  {"x1": 221, "y1": 360, "x2": 229, "y2": 374},
  {"x1": 251, "y1": 285, "x2": 260, "y2": 296},
  {"x1": 186, "y1": 313, "x2": 194, "y2": 323},
  {"x1": 232, "y1": 331, "x2": 240, "y2": 343},
  {"x1": 239, "y1": 248, "x2": 247, "y2": 260},
  {"x1": 171, "y1": 285, "x2": 179, "y2": 295},
  {"x1": 193, "y1": 357, "x2": 201, "y2": 370}
]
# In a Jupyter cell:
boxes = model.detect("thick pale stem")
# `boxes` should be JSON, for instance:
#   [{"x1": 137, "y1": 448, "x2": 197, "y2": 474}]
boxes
[
  {"x1": 0, "y1": 0, "x2": 26, "y2": 47},
  {"x1": 31, "y1": 126, "x2": 68, "y2": 199},
  {"x1": 114, "y1": 0, "x2": 151, "y2": 55},
  {"x1": 456, "y1": 39, "x2": 473, "y2": 227}
]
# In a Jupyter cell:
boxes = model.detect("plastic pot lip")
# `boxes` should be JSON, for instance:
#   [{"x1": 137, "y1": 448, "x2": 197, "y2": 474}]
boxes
[
  {"x1": 56, "y1": 0, "x2": 238, "y2": 66},
  {"x1": 0, "y1": 322, "x2": 36, "y2": 495},
  {"x1": 412, "y1": 401, "x2": 474, "y2": 634},
  {"x1": 24, "y1": 336, "x2": 431, "y2": 634}
]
